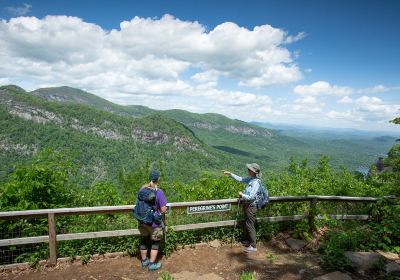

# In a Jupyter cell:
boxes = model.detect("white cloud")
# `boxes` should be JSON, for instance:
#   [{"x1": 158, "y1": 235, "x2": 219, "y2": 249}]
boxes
[
  {"x1": 0, "y1": 14, "x2": 305, "y2": 121},
  {"x1": 295, "y1": 95, "x2": 318, "y2": 105},
  {"x1": 191, "y1": 70, "x2": 219, "y2": 88},
  {"x1": 285, "y1": 32, "x2": 306, "y2": 44},
  {"x1": 294, "y1": 81, "x2": 400, "y2": 97},
  {"x1": 337, "y1": 96, "x2": 353, "y2": 104},
  {"x1": 328, "y1": 96, "x2": 400, "y2": 122},
  {"x1": 294, "y1": 81, "x2": 353, "y2": 96},
  {"x1": 327, "y1": 110, "x2": 361, "y2": 122},
  {"x1": 0, "y1": 14, "x2": 304, "y2": 91},
  {"x1": 5, "y1": 3, "x2": 32, "y2": 16},
  {"x1": 280, "y1": 95, "x2": 325, "y2": 115},
  {"x1": 356, "y1": 85, "x2": 400, "y2": 94},
  {"x1": 0, "y1": 77, "x2": 11, "y2": 85}
]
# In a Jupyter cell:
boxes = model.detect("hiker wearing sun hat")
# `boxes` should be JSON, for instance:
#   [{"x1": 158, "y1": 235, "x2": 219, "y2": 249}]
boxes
[{"x1": 223, "y1": 163, "x2": 262, "y2": 253}]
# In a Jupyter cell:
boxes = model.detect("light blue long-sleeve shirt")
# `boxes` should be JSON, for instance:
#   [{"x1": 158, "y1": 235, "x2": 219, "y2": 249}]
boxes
[{"x1": 230, "y1": 173, "x2": 261, "y2": 205}]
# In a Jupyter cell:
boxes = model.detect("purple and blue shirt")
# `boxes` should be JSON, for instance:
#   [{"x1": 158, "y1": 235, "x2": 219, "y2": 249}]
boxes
[{"x1": 152, "y1": 187, "x2": 167, "y2": 228}]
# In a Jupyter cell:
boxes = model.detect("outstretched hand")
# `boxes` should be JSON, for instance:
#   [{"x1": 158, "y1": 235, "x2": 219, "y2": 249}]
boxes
[{"x1": 223, "y1": 170, "x2": 231, "y2": 176}]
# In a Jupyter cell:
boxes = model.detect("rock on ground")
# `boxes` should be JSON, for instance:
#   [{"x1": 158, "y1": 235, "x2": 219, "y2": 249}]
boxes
[
  {"x1": 209, "y1": 239, "x2": 221, "y2": 248},
  {"x1": 286, "y1": 238, "x2": 307, "y2": 250},
  {"x1": 377, "y1": 250, "x2": 399, "y2": 261},
  {"x1": 167, "y1": 271, "x2": 224, "y2": 280},
  {"x1": 385, "y1": 262, "x2": 400, "y2": 275},
  {"x1": 344, "y1": 251, "x2": 382, "y2": 272},
  {"x1": 312, "y1": 271, "x2": 352, "y2": 280}
]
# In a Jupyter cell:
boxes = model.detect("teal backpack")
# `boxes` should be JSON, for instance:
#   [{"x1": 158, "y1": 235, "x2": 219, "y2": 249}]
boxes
[
  {"x1": 256, "y1": 179, "x2": 269, "y2": 209},
  {"x1": 133, "y1": 187, "x2": 162, "y2": 225}
]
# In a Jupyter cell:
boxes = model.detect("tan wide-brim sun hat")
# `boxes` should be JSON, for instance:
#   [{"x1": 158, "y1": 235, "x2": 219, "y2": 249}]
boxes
[{"x1": 246, "y1": 163, "x2": 262, "y2": 178}]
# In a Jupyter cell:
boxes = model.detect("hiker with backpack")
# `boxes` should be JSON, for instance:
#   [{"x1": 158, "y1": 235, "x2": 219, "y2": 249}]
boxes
[
  {"x1": 133, "y1": 170, "x2": 167, "y2": 271},
  {"x1": 224, "y1": 163, "x2": 268, "y2": 253}
]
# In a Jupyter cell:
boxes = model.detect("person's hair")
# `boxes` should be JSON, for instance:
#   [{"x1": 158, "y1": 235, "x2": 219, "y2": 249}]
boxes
[
  {"x1": 149, "y1": 170, "x2": 161, "y2": 183},
  {"x1": 247, "y1": 168, "x2": 256, "y2": 174}
]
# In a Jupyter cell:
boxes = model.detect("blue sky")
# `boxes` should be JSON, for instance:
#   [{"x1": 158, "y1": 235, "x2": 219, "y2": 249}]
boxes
[{"x1": 0, "y1": 0, "x2": 399, "y2": 131}]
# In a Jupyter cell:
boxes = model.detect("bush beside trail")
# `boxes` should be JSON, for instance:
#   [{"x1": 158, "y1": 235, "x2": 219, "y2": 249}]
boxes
[{"x1": 0, "y1": 141, "x2": 399, "y2": 272}]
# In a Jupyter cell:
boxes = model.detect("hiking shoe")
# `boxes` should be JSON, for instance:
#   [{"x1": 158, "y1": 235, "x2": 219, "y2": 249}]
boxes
[
  {"x1": 148, "y1": 262, "x2": 162, "y2": 271},
  {"x1": 243, "y1": 245, "x2": 257, "y2": 253},
  {"x1": 141, "y1": 258, "x2": 150, "y2": 268}
]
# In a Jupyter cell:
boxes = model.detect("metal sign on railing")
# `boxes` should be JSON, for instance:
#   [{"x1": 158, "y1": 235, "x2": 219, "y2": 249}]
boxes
[{"x1": 187, "y1": 203, "x2": 231, "y2": 214}]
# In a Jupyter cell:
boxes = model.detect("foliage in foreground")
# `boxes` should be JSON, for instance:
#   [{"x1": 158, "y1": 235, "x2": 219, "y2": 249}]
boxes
[
  {"x1": 0, "y1": 142, "x2": 399, "y2": 269},
  {"x1": 240, "y1": 271, "x2": 256, "y2": 280}
]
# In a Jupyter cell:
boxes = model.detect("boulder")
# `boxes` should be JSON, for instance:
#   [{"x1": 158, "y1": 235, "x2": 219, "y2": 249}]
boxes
[
  {"x1": 168, "y1": 271, "x2": 224, "y2": 280},
  {"x1": 377, "y1": 250, "x2": 399, "y2": 261},
  {"x1": 209, "y1": 239, "x2": 221, "y2": 248},
  {"x1": 286, "y1": 238, "x2": 307, "y2": 250},
  {"x1": 385, "y1": 262, "x2": 400, "y2": 275},
  {"x1": 344, "y1": 251, "x2": 382, "y2": 272},
  {"x1": 313, "y1": 271, "x2": 352, "y2": 280}
]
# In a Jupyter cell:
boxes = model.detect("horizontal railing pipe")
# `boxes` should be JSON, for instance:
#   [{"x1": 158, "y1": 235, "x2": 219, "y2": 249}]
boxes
[
  {"x1": 0, "y1": 195, "x2": 391, "y2": 267},
  {"x1": 0, "y1": 195, "x2": 381, "y2": 220}
]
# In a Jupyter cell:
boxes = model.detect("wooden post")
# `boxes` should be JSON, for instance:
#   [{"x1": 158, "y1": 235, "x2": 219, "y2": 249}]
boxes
[
  {"x1": 48, "y1": 213, "x2": 57, "y2": 266},
  {"x1": 308, "y1": 198, "x2": 317, "y2": 233}
]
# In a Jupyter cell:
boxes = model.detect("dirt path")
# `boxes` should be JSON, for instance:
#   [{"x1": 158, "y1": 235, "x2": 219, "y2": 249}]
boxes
[{"x1": 1, "y1": 243, "x2": 327, "y2": 280}]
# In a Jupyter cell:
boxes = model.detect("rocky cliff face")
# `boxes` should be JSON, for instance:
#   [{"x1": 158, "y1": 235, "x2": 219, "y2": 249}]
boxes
[
  {"x1": 191, "y1": 122, "x2": 272, "y2": 137},
  {"x1": 0, "y1": 138, "x2": 37, "y2": 156},
  {"x1": 8, "y1": 104, "x2": 64, "y2": 125},
  {"x1": 3, "y1": 102, "x2": 125, "y2": 141},
  {"x1": 1, "y1": 87, "x2": 204, "y2": 152},
  {"x1": 131, "y1": 129, "x2": 200, "y2": 151}
]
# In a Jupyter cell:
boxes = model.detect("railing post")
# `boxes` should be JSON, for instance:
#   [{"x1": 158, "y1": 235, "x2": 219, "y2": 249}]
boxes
[
  {"x1": 48, "y1": 213, "x2": 57, "y2": 266},
  {"x1": 308, "y1": 197, "x2": 317, "y2": 233}
]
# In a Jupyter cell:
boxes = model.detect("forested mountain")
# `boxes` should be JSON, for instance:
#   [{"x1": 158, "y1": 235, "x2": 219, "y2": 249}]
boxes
[
  {"x1": 0, "y1": 85, "x2": 246, "y2": 184},
  {"x1": 29, "y1": 86, "x2": 397, "y2": 171},
  {"x1": 0, "y1": 85, "x2": 396, "y2": 186}
]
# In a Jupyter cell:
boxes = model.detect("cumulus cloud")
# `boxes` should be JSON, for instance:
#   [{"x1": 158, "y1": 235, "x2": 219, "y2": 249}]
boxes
[
  {"x1": 295, "y1": 95, "x2": 318, "y2": 105},
  {"x1": 280, "y1": 95, "x2": 325, "y2": 116},
  {"x1": 328, "y1": 96, "x2": 400, "y2": 122},
  {"x1": 337, "y1": 96, "x2": 353, "y2": 104},
  {"x1": 294, "y1": 81, "x2": 353, "y2": 96},
  {"x1": 0, "y1": 77, "x2": 11, "y2": 85},
  {"x1": 356, "y1": 85, "x2": 400, "y2": 94},
  {"x1": 0, "y1": 14, "x2": 305, "y2": 119},
  {"x1": 327, "y1": 111, "x2": 361, "y2": 122},
  {"x1": 5, "y1": 3, "x2": 32, "y2": 16},
  {"x1": 285, "y1": 32, "x2": 306, "y2": 44},
  {"x1": 294, "y1": 81, "x2": 400, "y2": 97},
  {"x1": 0, "y1": 14, "x2": 303, "y2": 89},
  {"x1": 191, "y1": 70, "x2": 219, "y2": 88}
]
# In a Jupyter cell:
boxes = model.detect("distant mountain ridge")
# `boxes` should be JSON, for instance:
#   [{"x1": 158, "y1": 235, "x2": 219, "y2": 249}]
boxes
[
  {"x1": 31, "y1": 86, "x2": 155, "y2": 117},
  {"x1": 0, "y1": 85, "x2": 246, "y2": 184},
  {"x1": 252, "y1": 121, "x2": 398, "y2": 138},
  {"x1": 31, "y1": 86, "x2": 274, "y2": 138},
  {"x1": 0, "y1": 85, "x2": 397, "y2": 185}
]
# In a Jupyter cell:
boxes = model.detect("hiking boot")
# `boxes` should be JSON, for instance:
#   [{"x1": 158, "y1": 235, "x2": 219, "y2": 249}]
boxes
[
  {"x1": 148, "y1": 262, "x2": 162, "y2": 271},
  {"x1": 243, "y1": 245, "x2": 257, "y2": 253},
  {"x1": 141, "y1": 258, "x2": 150, "y2": 268}
]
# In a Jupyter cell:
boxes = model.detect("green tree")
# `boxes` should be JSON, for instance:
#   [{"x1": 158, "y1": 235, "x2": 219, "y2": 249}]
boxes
[{"x1": 0, "y1": 149, "x2": 77, "y2": 210}]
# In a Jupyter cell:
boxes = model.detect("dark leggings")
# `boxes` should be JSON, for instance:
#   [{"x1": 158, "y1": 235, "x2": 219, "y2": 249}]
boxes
[
  {"x1": 140, "y1": 236, "x2": 160, "y2": 250},
  {"x1": 244, "y1": 205, "x2": 257, "y2": 248}
]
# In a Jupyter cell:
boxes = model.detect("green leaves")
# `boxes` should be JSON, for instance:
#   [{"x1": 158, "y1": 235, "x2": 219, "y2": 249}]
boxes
[
  {"x1": 390, "y1": 117, "x2": 400, "y2": 125},
  {"x1": 1, "y1": 149, "x2": 77, "y2": 210}
]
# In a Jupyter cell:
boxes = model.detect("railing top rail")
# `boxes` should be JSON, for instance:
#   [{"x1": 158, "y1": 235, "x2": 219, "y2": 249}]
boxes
[{"x1": 0, "y1": 195, "x2": 389, "y2": 220}]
